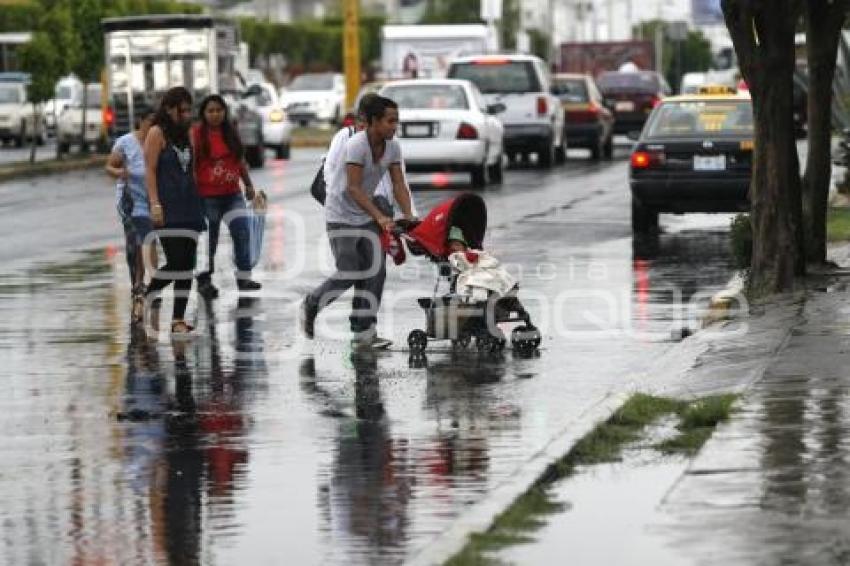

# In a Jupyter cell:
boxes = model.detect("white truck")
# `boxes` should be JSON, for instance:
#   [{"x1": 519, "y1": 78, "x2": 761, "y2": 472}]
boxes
[{"x1": 381, "y1": 24, "x2": 493, "y2": 80}]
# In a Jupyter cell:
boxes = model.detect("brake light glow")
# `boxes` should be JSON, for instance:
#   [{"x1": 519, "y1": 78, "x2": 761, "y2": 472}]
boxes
[
  {"x1": 537, "y1": 96, "x2": 547, "y2": 116},
  {"x1": 631, "y1": 150, "x2": 665, "y2": 169},
  {"x1": 651, "y1": 96, "x2": 662, "y2": 108},
  {"x1": 103, "y1": 107, "x2": 115, "y2": 127},
  {"x1": 457, "y1": 122, "x2": 478, "y2": 140},
  {"x1": 472, "y1": 58, "x2": 509, "y2": 65}
]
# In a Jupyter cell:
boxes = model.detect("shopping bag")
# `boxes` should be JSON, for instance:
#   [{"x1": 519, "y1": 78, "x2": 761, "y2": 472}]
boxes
[{"x1": 248, "y1": 191, "x2": 267, "y2": 269}]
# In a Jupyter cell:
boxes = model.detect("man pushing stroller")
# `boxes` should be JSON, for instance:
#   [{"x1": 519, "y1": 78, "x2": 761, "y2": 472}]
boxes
[{"x1": 301, "y1": 95, "x2": 416, "y2": 349}]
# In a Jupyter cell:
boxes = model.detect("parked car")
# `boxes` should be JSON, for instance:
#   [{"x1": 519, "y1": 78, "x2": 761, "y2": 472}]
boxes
[
  {"x1": 0, "y1": 78, "x2": 45, "y2": 147},
  {"x1": 57, "y1": 83, "x2": 110, "y2": 152},
  {"x1": 280, "y1": 72, "x2": 345, "y2": 127},
  {"x1": 244, "y1": 81, "x2": 294, "y2": 159},
  {"x1": 597, "y1": 70, "x2": 671, "y2": 135},
  {"x1": 379, "y1": 78, "x2": 505, "y2": 187},
  {"x1": 629, "y1": 86, "x2": 753, "y2": 234},
  {"x1": 447, "y1": 54, "x2": 566, "y2": 168},
  {"x1": 44, "y1": 75, "x2": 83, "y2": 134},
  {"x1": 552, "y1": 73, "x2": 614, "y2": 160}
]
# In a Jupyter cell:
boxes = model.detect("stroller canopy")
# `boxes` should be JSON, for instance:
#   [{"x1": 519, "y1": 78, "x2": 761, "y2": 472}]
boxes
[{"x1": 409, "y1": 193, "x2": 487, "y2": 258}]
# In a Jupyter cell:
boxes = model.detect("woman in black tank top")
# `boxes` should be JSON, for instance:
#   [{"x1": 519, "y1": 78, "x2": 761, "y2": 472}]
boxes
[{"x1": 144, "y1": 87, "x2": 205, "y2": 337}]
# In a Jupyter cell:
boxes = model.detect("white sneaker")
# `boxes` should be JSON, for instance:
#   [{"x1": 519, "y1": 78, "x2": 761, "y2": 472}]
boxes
[{"x1": 351, "y1": 330, "x2": 393, "y2": 350}]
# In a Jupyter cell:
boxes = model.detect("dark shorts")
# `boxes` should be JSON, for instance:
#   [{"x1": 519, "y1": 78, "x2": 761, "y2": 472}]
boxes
[{"x1": 131, "y1": 216, "x2": 155, "y2": 246}]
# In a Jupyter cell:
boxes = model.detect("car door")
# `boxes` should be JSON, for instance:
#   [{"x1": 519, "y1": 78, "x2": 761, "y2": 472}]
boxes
[{"x1": 588, "y1": 78, "x2": 614, "y2": 136}]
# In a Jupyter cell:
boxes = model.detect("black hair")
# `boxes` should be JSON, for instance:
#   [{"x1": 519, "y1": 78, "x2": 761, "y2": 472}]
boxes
[
  {"x1": 133, "y1": 107, "x2": 155, "y2": 130},
  {"x1": 153, "y1": 86, "x2": 192, "y2": 147},
  {"x1": 196, "y1": 94, "x2": 244, "y2": 160},
  {"x1": 363, "y1": 95, "x2": 398, "y2": 125},
  {"x1": 357, "y1": 92, "x2": 381, "y2": 120}
]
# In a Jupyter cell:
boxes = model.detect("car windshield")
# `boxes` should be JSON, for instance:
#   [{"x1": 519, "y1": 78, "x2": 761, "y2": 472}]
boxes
[
  {"x1": 597, "y1": 72, "x2": 659, "y2": 93},
  {"x1": 382, "y1": 84, "x2": 469, "y2": 110},
  {"x1": 552, "y1": 79, "x2": 588, "y2": 102},
  {"x1": 646, "y1": 100, "x2": 754, "y2": 138},
  {"x1": 85, "y1": 86, "x2": 101, "y2": 108},
  {"x1": 56, "y1": 85, "x2": 74, "y2": 100},
  {"x1": 449, "y1": 61, "x2": 541, "y2": 94},
  {"x1": 0, "y1": 86, "x2": 21, "y2": 104},
  {"x1": 289, "y1": 73, "x2": 334, "y2": 91}
]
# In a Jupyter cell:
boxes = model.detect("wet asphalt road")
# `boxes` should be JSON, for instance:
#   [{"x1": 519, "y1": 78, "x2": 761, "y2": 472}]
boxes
[{"x1": 0, "y1": 144, "x2": 739, "y2": 564}]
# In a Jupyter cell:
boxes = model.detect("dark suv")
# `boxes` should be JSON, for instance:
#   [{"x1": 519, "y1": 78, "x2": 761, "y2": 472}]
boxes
[{"x1": 597, "y1": 71, "x2": 671, "y2": 135}]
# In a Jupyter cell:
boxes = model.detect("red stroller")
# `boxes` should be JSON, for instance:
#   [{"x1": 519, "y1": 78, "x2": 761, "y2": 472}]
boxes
[{"x1": 397, "y1": 193, "x2": 542, "y2": 355}]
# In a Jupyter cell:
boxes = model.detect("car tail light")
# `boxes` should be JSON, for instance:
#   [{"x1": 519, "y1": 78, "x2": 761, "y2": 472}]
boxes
[
  {"x1": 103, "y1": 107, "x2": 115, "y2": 127},
  {"x1": 457, "y1": 122, "x2": 478, "y2": 140},
  {"x1": 537, "y1": 96, "x2": 548, "y2": 116},
  {"x1": 631, "y1": 150, "x2": 665, "y2": 169},
  {"x1": 473, "y1": 58, "x2": 509, "y2": 65},
  {"x1": 569, "y1": 102, "x2": 601, "y2": 124},
  {"x1": 651, "y1": 95, "x2": 662, "y2": 108}
]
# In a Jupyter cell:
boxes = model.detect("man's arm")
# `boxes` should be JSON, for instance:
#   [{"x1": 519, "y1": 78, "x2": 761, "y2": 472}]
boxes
[
  {"x1": 388, "y1": 163, "x2": 413, "y2": 219},
  {"x1": 346, "y1": 163, "x2": 394, "y2": 230}
]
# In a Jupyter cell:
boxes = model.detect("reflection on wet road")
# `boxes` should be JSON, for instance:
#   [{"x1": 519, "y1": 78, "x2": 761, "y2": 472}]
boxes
[{"x1": 0, "y1": 149, "x2": 740, "y2": 564}]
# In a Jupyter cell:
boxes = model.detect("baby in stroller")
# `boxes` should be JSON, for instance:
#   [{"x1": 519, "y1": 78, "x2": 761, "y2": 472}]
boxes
[{"x1": 397, "y1": 193, "x2": 542, "y2": 355}]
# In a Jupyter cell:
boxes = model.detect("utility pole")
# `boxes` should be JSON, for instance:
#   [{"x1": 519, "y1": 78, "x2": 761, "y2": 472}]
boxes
[{"x1": 343, "y1": 0, "x2": 361, "y2": 110}]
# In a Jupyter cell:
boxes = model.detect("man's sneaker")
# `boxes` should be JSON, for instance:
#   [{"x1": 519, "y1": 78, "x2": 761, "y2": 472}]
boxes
[
  {"x1": 301, "y1": 298, "x2": 318, "y2": 339},
  {"x1": 237, "y1": 278, "x2": 262, "y2": 292},
  {"x1": 351, "y1": 330, "x2": 392, "y2": 350}
]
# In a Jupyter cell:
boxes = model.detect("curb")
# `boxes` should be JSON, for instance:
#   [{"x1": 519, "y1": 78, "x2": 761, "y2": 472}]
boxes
[
  {"x1": 406, "y1": 390, "x2": 634, "y2": 566},
  {"x1": 0, "y1": 155, "x2": 107, "y2": 184}
]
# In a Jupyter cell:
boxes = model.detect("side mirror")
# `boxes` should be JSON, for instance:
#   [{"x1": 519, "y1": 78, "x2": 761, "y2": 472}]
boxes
[
  {"x1": 626, "y1": 130, "x2": 641, "y2": 141},
  {"x1": 487, "y1": 102, "x2": 506, "y2": 115}
]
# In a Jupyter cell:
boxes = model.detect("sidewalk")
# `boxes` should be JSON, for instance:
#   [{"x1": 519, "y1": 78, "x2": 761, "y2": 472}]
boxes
[{"x1": 471, "y1": 260, "x2": 850, "y2": 564}]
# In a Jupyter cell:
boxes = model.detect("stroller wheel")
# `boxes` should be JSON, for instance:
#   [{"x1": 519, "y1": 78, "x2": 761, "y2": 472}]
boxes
[
  {"x1": 476, "y1": 333, "x2": 504, "y2": 354},
  {"x1": 512, "y1": 325, "x2": 542, "y2": 353},
  {"x1": 408, "y1": 329, "x2": 428, "y2": 353},
  {"x1": 452, "y1": 332, "x2": 472, "y2": 350}
]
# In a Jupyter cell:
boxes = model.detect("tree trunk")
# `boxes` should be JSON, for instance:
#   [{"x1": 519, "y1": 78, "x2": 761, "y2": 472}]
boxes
[
  {"x1": 80, "y1": 86, "x2": 88, "y2": 155},
  {"x1": 722, "y1": 0, "x2": 805, "y2": 295},
  {"x1": 802, "y1": 0, "x2": 848, "y2": 265},
  {"x1": 29, "y1": 104, "x2": 37, "y2": 164}
]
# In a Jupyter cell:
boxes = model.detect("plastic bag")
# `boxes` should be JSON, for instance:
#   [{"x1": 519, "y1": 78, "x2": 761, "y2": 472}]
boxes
[{"x1": 248, "y1": 191, "x2": 267, "y2": 269}]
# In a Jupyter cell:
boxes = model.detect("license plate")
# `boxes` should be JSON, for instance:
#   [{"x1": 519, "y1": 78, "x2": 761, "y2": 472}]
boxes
[
  {"x1": 615, "y1": 101, "x2": 635, "y2": 112},
  {"x1": 404, "y1": 123, "x2": 431, "y2": 138},
  {"x1": 693, "y1": 155, "x2": 726, "y2": 171}
]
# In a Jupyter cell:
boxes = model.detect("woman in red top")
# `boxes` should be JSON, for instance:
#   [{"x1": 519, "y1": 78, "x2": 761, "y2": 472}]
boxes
[{"x1": 193, "y1": 94, "x2": 261, "y2": 297}]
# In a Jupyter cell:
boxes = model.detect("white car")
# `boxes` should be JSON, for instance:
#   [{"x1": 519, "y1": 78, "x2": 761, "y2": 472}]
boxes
[
  {"x1": 244, "y1": 81, "x2": 294, "y2": 159},
  {"x1": 57, "y1": 84, "x2": 107, "y2": 152},
  {"x1": 447, "y1": 54, "x2": 566, "y2": 168},
  {"x1": 379, "y1": 79, "x2": 505, "y2": 187},
  {"x1": 280, "y1": 72, "x2": 345, "y2": 127},
  {"x1": 44, "y1": 75, "x2": 83, "y2": 133},
  {"x1": 0, "y1": 81, "x2": 45, "y2": 147}
]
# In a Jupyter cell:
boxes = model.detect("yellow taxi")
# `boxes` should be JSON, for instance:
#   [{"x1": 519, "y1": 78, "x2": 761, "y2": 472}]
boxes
[{"x1": 628, "y1": 85, "x2": 753, "y2": 234}]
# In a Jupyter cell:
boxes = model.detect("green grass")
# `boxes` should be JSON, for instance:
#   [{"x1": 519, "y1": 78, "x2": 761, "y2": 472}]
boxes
[
  {"x1": 445, "y1": 392, "x2": 738, "y2": 565},
  {"x1": 827, "y1": 207, "x2": 850, "y2": 242}
]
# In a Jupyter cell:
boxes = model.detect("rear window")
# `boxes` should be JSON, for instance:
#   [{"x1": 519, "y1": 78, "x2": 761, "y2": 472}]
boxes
[
  {"x1": 597, "y1": 72, "x2": 659, "y2": 93},
  {"x1": 0, "y1": 85, "x2": 21, "y2": 104},
  {"x1": 85, "y1": 86, "x2": 102, "y2": 108},
  {"x1": 289, "y1": 73, "x2": 334, "y2": 91},
  {"x1": 552, "y1": 79, "x2": 588, "y2": 102},
  {"x1": 646, "y1": 100, "x2": 754, "y2": 139},
  {"x1": 448, "y1": 61, "x2": 541, "y2": 94},
  {"x1": 381, "y1": 84, "x2": 469, "y2": 110}
]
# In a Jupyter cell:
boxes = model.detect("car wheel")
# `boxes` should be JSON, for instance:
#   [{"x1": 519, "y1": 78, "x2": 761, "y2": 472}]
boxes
[
  {"x1": 590, "y1": 138, "x2": 602, "y2": 160},
  {"x1": 538, "y1": 139, "x2": 554, "y2": 168},
  {"x1": 15, "y1": 121, "x2": 25, "y2": 148},
  {"x1": 555, "y1": 133, "x2": 567, "y2": 164},
  {"x1": 631, "y1": 198, "x2": 659, "y2": 235},
  {"x1": 603, "y1": 135, "x2": 614, "y2": 159},
  {"x1": 276, "y1": 142, "x2": 290, "y2": 160},
  {"x1": 471, "y1": 162, "x2": 487, "y2": 188},
  {"x1": 246, "y1": 145, "x2": 265, "y2": 168},
  {"x1": 487, "y1": 153, "x2": 504, "y2": 184}
]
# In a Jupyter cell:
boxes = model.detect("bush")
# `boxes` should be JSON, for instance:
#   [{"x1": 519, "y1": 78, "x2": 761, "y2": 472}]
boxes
[{"x1": 730, "y1": 213, "x2": 752, "y2": 269}]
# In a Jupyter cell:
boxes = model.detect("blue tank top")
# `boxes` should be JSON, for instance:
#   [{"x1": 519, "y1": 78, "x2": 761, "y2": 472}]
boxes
[{"x1": 157, "y1": 142, "x2": 204, "y2": 232}]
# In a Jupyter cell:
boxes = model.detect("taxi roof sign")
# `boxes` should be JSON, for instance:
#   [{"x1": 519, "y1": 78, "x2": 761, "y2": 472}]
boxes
[{"x1": 697, "y1": 85, "x2": 737, "y2": 95}]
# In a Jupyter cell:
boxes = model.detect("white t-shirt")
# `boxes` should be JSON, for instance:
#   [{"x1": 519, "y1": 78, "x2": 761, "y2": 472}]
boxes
[{"x1": 324, "y1": 131, "x2": 401, "y2": 225}]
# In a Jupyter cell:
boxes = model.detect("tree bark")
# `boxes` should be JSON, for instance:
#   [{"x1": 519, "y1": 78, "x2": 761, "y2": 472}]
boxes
[
  {"x1": 722, "y1": 0, "x2": 805, "y2": 295},
  {"x1": 802, "y1": 0, "x2": 849, "y2": 265}
]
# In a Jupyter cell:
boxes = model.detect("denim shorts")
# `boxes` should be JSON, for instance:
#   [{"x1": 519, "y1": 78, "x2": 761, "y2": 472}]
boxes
[{"x1": 131, "y1": 216, "x2": 155, "y2": 246}]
